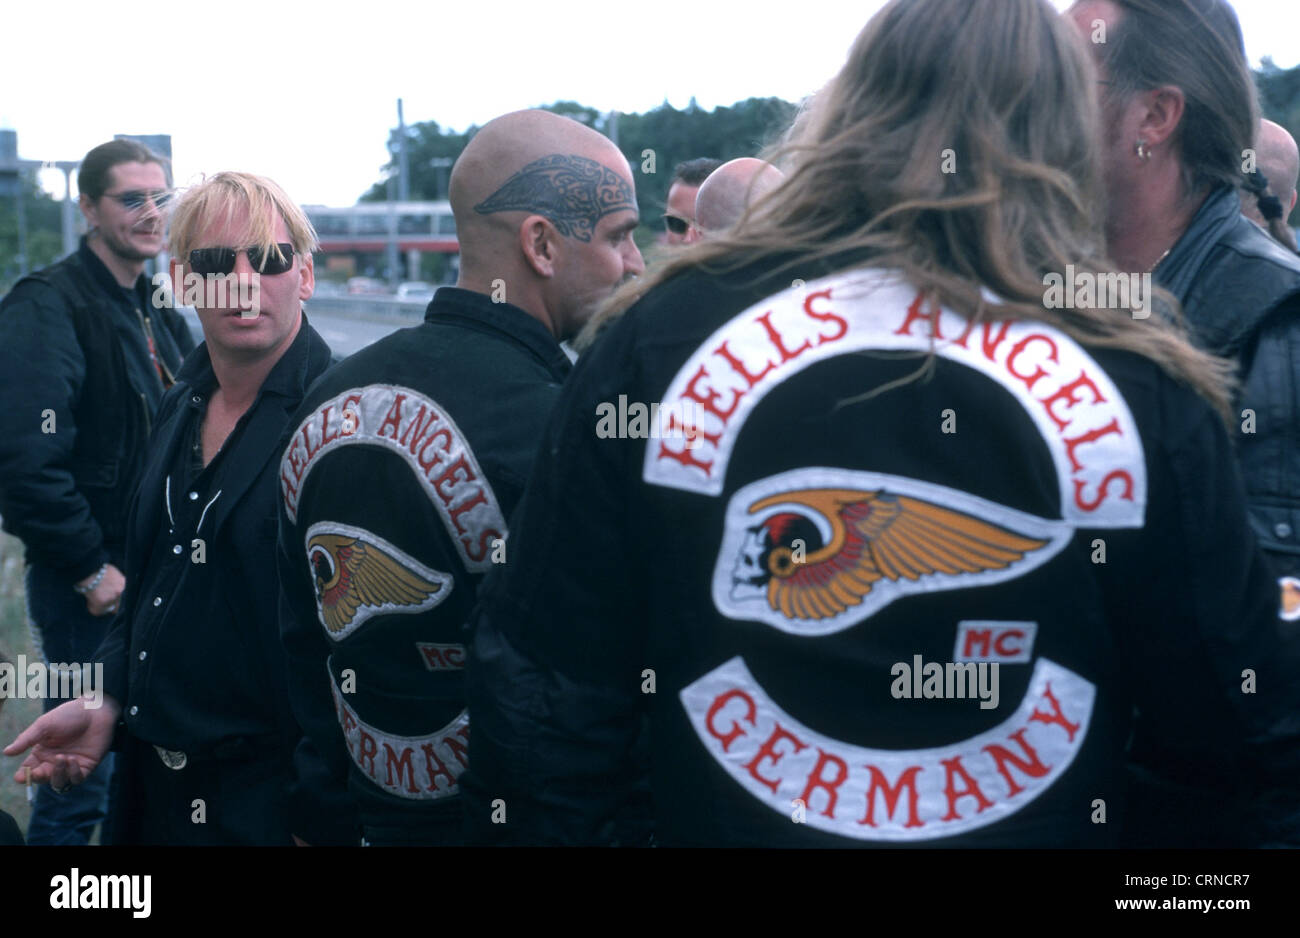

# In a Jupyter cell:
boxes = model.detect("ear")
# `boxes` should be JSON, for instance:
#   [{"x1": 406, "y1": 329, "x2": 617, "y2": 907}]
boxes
[
  {"x1": 79, "y1": 193, "x2": 98, "y2": 231},
  {"x1": 1290, "y1": 191, "x2": 1297, "y2": 214},
  {"x1": 518, "y1": 215, "x2": 558, "y2": 278},
  {"x1": 298, "y1": 251, "x2": 315, "y2": 302},
  {"x1": 1137, "y1": 85, "x2": 1186, "y2": 149}
]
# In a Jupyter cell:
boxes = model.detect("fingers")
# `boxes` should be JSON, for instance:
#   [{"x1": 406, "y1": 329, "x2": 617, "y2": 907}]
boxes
[{"x1": 3, "y1": 720, "x2": 43, "y2": 758}]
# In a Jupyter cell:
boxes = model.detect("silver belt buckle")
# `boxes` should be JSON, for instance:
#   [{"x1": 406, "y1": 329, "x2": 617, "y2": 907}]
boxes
[{"x1": 154, "y1": 745, "x2": 188, "y2": 770}]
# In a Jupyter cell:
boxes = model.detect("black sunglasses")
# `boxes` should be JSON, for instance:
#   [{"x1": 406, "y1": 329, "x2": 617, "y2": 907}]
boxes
[
  {"x1": 188, "y1": 243, "x2": 296, "y2": 276},
  {"x1": 663, "y1": 214, "x2": 691, "y2": 236},
  {"x1": 104, "y1": 189, "x2": 174, "y2": 212}
]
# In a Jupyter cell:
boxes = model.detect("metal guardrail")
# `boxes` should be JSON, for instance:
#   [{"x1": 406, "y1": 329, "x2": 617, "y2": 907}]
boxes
[{"x1": 305, "y1": 295, "x2": 431, "y2": 322}]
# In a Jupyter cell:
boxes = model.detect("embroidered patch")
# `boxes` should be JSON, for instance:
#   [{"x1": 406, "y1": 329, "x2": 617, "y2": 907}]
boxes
[
  {"x1": 304, "y1": 521, "x2": 453, "y2": 641},
  {"x1": 329, "y1": 668, "x2": 469, "y2": 801},
  {"x1": 416, "y1": 642, "x2": 466, "y2": 671},
  {"x1": 643, "y1": 270, "x2": 1146, "y2": 529},
  {"x1": 715, "y1": 469, "x2": 1071, "y2": 636},
  {"x1": 281, "y1": 384, "x2": 505, "y2": 573},
  {"x1": 953, "y1": 621, "x2": 1038, "y2": 663},
  {"x1": 681, "y1": 655, "x2": 1094, "y2": 841}
]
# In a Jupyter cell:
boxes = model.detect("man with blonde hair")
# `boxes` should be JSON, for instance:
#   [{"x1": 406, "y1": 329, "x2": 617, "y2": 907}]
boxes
[{"x1": 7, "y1": 171, "x2": 337, "y2": 844}]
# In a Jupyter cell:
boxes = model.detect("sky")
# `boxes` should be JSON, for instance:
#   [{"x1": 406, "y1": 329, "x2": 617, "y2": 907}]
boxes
[{"x1": 3, "y1": 0, "x2": 1297, "y2": 208}]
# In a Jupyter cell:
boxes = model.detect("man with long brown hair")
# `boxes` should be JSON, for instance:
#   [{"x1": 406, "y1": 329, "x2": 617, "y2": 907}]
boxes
[
  {"x1": 1067, "y1": 0, "x2": 1300, "y2": 847},
  {"x1": 461, "y1": 0, "x2": 1298, "y2": 846}
]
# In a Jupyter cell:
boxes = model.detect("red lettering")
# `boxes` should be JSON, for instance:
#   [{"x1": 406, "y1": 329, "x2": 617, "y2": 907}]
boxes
[
  {"x1": 378, "y1": 394, "x2": 406, "y2": 439},
  {"x1": 705, "y1": 689, "x2": 757, "y2": 752},
  {"x1": 744, "y1": 723, "x2": 807, "y2": 793},
  {"x1": 756, "y1": 310, "x2": 811, "y2": 363},
  {"x1": 358, "y1": 728, "x2": 378, "y2": 776},
  {"x1": 963, "y1": 629, "x2": 992, "y2": 659},
  {"x1": 804, "y1": 288, "x2": 847, "y2": 344},
  {"x1": 416, "y1": 427, "x2": 453, "y2": 473},
  {"x1": 657, "y1": 438, "x2": 714, "y2": 475},
  {"x1": 799, "y1": 748, "x2": 849, "y2": 819},
  {"x1": 447, "y1": 488, "x2": 488, "y2": 536},
  {"x1": 443, "y1": 646, "x2": 464, "y2": 668},
  {"x1": 337, "y1": 697, "x2": 358, "y2": 758},
  {"x1": 859, "y1": 764, "x2": 924, "y2": 829},
  {"x1": 421, "y1": 645, "x2": 445, "y2": 669},
  {"x1": 940, "y1": 755, "x2": 993, "y2": 821},
  {"x1": 462, "y1": 524, "x2": 499, "y2": 563},
  {"x1": 1005, "y1": 334, "x2": 1059, "y2": 392},
  {"x1": 1029, "y1": 682, "x2": 1080, "y2": 742},
  {"x1": 383, "y1": 743, "x2": 421, "y2": 794},
  {"x1": 300, "y1": 422, "x2": 322, "y2": 462},
  {"x1": 286, "y1": 442, "x2": 306, "y2": 483},
  {"x1": 681, "y1": 364, "x2": 741, "y2": 423},
  {"x1": 1039, "y1": 370, "x2": 1106, "y2": 432},
  {"x1": 714, "y1": 338, "x2": 775, "y2": 388},
  {"x1": 1062, "y1": 418, "x2": 1121, "y2": 473},
  {"x1": 982, "y1": 729, "x2": 1051, "y2": 797},
  {"x1": 994, "y1": 630, "x2": 1026, "y2": 657},
  {"x1": 399, "y1": 405, "x2": 436, "y2": 451},
  {"x1": 421, "y1": 742, "x2": 458, "y2": 792},
  {"x1": 1072, "y1": 469, "x2": 1134, "y2": 512},
  {"x1": 319, "y1": 404, "x2": 341, "y2": 447},
  {"x1": 431, "y1": 454, "x2": 474, "y2": 505},
  {"x1": 894, "y1": 292, "x2": 944, "y2": 339}
]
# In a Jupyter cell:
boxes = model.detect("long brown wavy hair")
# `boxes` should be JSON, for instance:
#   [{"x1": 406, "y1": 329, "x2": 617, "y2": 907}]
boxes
[{"x1": 581, "y1": 0, "x2": 1234, "y2": 419}]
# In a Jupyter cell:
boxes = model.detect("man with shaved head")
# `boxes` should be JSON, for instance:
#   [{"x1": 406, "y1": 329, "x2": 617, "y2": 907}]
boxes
[
  {"x1": 276, "y1": 109, "x2": 643, "y2": 845},
  {"x1": 1241, "y1": 119, "x2": 1300, "y2": 251},
  {"x1": 694, "y1": 157, "x2": 785, "y2": 236}
]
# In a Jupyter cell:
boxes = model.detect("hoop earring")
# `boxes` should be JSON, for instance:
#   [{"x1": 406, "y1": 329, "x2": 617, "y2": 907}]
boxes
[{"x1": 1135, "y1": 140, "x2": 1152, "y2": 161}]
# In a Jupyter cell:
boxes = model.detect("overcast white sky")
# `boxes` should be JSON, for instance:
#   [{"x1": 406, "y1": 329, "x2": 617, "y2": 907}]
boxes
[{"x1": 3, "y1": 0, "x2": 1296, "y2": 207}]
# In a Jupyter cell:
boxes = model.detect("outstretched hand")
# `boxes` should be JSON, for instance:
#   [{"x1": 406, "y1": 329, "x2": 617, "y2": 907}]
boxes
[{"x1": 5, "y1": 696, "x2": 120, "y2": 791}]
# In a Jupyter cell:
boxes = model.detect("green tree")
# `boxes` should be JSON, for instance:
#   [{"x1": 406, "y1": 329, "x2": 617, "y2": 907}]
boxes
[{"x1": 0, "y1": 174, "x2": 65, "y2": 291}]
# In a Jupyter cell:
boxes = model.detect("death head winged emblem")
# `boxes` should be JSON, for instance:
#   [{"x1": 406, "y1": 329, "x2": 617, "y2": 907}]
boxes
[
  {"x1": 305, "y1": 522, "x2": 453, "y2": 640},
  {"x1": 716, "y1": 470, "x2": 1072, "y2": 635}
]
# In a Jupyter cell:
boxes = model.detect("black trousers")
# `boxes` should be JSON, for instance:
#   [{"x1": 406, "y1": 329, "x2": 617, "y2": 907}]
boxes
[{"x1": 112, "y1": 735, "x2": 295, "y2": 846}]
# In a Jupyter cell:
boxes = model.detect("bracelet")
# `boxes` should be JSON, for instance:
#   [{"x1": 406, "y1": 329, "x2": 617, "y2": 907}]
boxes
[{"x1": 73, "y1": 563, "x2": 108, "y2": 595}]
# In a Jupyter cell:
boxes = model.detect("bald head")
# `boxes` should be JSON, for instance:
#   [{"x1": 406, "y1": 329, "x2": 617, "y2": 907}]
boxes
[
  {"x1": 448, "y1": 109, "x2": 643, "y2": 341},
  {"x1": 1243, "y1": 119, "x2": 1300, "y2": 225},
  {"x1": 693, "y1": 158, "x2": 784, "y2": 235}
]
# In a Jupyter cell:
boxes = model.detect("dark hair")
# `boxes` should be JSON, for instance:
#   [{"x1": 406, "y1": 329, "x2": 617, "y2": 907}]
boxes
[
  {"x1": 1099, "y1": 0, "x2": 1256, "y2": 207},
  {"x1": 77, "y1": 139, "x2": 170, "y2": 201},
  {"x1": 671, "y1": 157, "x2": 723, "y2": 187},
  {"x1": 1243, "y1": 169, "x2": 1299, "y2": 251}
]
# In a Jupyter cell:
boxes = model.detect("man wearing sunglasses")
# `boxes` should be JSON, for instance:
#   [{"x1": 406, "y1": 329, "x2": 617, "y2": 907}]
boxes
[
  {"x1": 0, "y1": 139, "x2": 193, "y2": 844},
  {"x1": 276, "y1": 109, "x2": 643, "y2": 846},
  {"x1": 663, "y1": 157, "x2": 722, "y2": 245},
  {"x1": 7, "y1": 172, "x2": 340, "y2": 845}
]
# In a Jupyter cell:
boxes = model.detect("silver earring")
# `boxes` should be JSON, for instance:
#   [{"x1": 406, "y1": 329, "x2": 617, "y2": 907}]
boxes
[{"x1": 1135, "y1": 140, "x2": 1151, "y2": 161}]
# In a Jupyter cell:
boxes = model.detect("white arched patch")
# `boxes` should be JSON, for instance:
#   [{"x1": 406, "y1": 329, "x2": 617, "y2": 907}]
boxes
[
  {"x1": 304, "y1": 521, "x2": 453, "y2": 641},
  {"x1": 281, "y1": 384, "x2": 505, "y2": 573},
  {"x1": 643, "y1": 270, "x2": 1146, "y2": 529},
  {"x1": 329, "y1": 665, "x2": 469, "y2": 802},
  {"x1": 715, "y1": 469, "x2": 1072, "y2": 636},
  {"x1": 681, "y1": 656, "x2": 1093, "y2": 841}
]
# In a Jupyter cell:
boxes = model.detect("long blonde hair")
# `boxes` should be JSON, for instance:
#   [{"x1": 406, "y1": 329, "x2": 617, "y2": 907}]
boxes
[{"x1": 583, "y1": 0, "x2": 1234, "y2": 419}]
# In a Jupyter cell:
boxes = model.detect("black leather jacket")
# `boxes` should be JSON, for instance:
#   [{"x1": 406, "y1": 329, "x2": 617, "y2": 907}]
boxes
[
  {"x1": 277, "y1": 287, "x2": 573, "y2": 844},
  {"x1": 0, "y1": 239, "x2": 193, "y2": 578},
  {"x1": 1157, "y1": 185, "x2": 1300, "y2": 580},
  {"x1": 462, "y1": 260, "x2": 1300, "y2": 846}
]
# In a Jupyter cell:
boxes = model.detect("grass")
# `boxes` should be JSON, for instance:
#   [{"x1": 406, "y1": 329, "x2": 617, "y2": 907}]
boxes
[{"x1": 0, "y1": 533, "x2": 41, "y2": 839}]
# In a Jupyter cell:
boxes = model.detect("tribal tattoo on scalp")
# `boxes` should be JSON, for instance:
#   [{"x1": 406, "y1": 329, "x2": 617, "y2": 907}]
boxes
[{"x1": 473, "y1": 154, "x2": 636, "y2": 242}]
